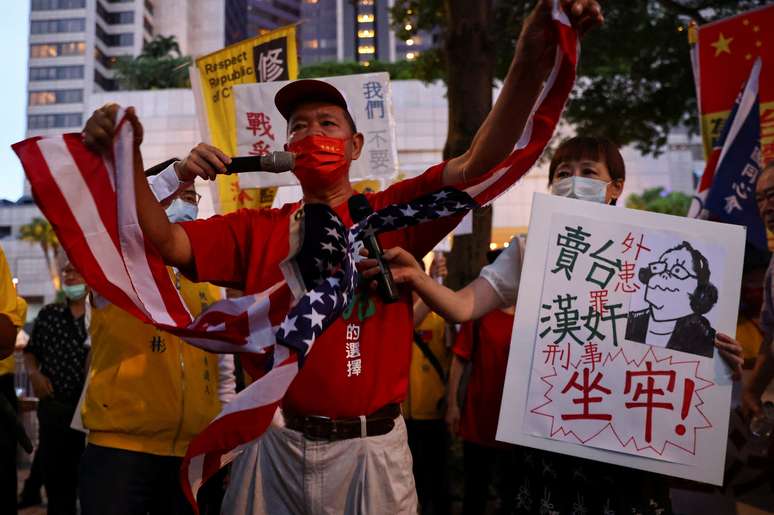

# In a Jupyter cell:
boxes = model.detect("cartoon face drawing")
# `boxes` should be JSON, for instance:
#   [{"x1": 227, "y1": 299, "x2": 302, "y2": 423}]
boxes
[
  {"x1": 625, "y1": 241, "x2": 718, "y2": 358},
  {"x1": 643, "y1": 248, "x2": 698, "y2": 322}
]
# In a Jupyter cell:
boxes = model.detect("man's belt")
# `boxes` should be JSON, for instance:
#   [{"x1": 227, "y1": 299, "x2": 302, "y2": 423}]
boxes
[{"x1": 283, "y1": 403, "x2": 400, "y2": 441}]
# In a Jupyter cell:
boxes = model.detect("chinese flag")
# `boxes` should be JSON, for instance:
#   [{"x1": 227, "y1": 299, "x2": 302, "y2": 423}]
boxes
[{"x1": 696, "y1": 5, "x2": 774, "y2": 162}]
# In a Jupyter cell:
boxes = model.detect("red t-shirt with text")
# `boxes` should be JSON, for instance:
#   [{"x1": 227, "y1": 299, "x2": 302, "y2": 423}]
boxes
[
  {"x1": 180, "y1": 163, "x2": 461, "y2": 418},
  {"x1": 453, "y1": 309, "x2": 515, "y2": 447}
]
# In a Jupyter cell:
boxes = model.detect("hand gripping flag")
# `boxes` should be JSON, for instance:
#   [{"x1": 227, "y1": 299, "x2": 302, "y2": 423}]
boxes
[
  {"x1": 12, "y1": 3, "x2": 579, "y2": 510},
  {"x1": 690, "y1": 58, "x2": 766, "y2": 250}
]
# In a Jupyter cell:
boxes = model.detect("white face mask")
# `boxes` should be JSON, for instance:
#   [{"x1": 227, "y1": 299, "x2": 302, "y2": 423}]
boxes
[
  {"x1": 550, "y1": 176, "x2": 610, "y2": 204},
  {"x1": 165, "y1": 198, "x2": 198, "y2": 223}
]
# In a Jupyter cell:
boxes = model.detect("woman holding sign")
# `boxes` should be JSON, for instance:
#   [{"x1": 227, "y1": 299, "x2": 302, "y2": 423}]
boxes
[{"x1": 360, "y1": 136, "x2": 745, "y2": 514}]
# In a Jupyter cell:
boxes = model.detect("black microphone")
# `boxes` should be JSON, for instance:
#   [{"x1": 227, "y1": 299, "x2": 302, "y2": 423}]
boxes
[
  {"x1": 348, "y1": 194, "x2": 401, "y2": 304},
  {"x1": 224, "y1": 151, "x2": 295, "y2": 174}
]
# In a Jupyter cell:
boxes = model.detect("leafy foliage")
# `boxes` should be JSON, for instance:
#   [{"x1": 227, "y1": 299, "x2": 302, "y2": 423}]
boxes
[
  {"x1": 390, "y1": 0, "x2": 769, "y2": 155},
  {"x1": 625, "y1": 187, "x2": 692, "y2": 216},
  {"x1": 299, "y1": 59, "x2": 441, "y2": 81},
  {"x1": 113, "y1": 35, "x2": 192, "y2": 90}
]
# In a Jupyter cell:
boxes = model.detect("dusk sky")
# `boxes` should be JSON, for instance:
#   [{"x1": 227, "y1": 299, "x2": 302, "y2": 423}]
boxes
[{"x1": 0, "y1": 1, "x2": 30, "y2": 201}]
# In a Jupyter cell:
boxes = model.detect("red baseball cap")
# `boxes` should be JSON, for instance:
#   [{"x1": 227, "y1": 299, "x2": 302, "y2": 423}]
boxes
[{"x1": 274, "y1": 79, "x2": 350, "y2": 121}]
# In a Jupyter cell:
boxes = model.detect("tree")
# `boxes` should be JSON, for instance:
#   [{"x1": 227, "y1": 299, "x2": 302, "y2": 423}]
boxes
[
  {"x1": 625, "y1": 187, "x2": 692, "y2": 216},
  {"x1": 300, "y1": 60, "x2": 427, "y2": 80},
  {"x1": 392, "y1": 0, "x2": 498, "y2": 289},
  {"x1": 18, "y1": 217, "x2": 61, "y2": 291},
  {"x1": 113, "y1": 35, "x2": 192, "y2": 90},
  {"x1": 390, "y1": 0, "x2": 765, "y2": 286},
  {"x1": 392, "y1": 0, "x2": 767, "y2": 156}
]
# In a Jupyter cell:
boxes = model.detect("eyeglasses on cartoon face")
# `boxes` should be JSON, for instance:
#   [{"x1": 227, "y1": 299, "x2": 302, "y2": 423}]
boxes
[{"x1": 647, "y1": 261, "x2": 696, "y2": 280}]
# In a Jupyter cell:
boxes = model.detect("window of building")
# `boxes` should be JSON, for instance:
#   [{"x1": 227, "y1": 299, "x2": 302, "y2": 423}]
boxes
[
  {"x1": 30, "y1": 41, "x2": 86, "y2": 58},
  {"x1": 356, "y1": 14, "x2": 374, "y2": 23},
  {"x1": 94, "y1": 69, "x2": 117, "y2": 91},
  {"x1": 144, "y1": 0, "x2": 154, "y2": 15},
  {"x1": 31, "y1": 0, "x2": 85, "y2": 10},
  {"x1": 28, "y1": 113, "x2": 83, "y2": 130},
  {"x1": 357, "y1": 29, "x2": 374, "y2": 38},
  {"x1": 96, "y1": 24, "x2": 134, "y2": 47},
  {"x1": 143, "y1": 16, "x2": 153, "y2": 35},
  {"x1": 357, "y1": 45, "x2": 375, "y2": 55},
  {"x1": 94, "y1": 48, "x2": 123, "y2": 69},
  {"x1": 29, "y1": 65, "x2": 84, "y2": 81},
  {"x1": 31, "y1": 18, "x2": 86, "y2": 34},
  {"x1": 29, "y1": 89, "x2": 83, "y2": 105},
  {"x1": 96, "y1": 3, "x2": 134, "y2": 24},
  {"x1": 304, "y1": 39, "x2": 319, "y2": 49}
]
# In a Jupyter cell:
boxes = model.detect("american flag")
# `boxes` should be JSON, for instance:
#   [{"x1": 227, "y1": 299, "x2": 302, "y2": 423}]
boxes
[{"x1": 12, "y1": 3, "x2": 579, "y2": 509}]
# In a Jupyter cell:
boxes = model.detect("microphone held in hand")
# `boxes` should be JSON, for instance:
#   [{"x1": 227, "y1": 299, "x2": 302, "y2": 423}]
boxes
[
  {"x1": 225, "y1": 151, "x2": 295, "y2": 174},
  {"x1": 348, "y1": 194, "x2": 401, "y2": 304}
]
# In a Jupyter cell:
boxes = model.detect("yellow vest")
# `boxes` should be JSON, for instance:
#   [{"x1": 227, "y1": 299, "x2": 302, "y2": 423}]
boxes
[
  {"x1": 0, "y1": 247, "x2": 25, "y2": 375},
  {"x1": 402, "y1": 312, "x2": 451, "y2": 420},
  {"x1": 0, "y1": 296, "x2": 28, "y2": 376},
  {"x1": 82, "y1": 271, "x2": 222, "y2": 457}
]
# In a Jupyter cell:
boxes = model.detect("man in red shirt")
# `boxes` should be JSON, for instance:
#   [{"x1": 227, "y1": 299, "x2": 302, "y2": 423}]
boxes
[{"x1": 83, "y1": 2, "x2": 602, "y2": 511}]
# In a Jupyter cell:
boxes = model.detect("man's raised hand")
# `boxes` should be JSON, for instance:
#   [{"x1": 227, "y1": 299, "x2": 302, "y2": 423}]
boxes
[
  {"x1": 516, "y1": 0, "x2": 603, "y2": 75},
  {"x1": 83, "y1": 103, "x2": 144, "y2": 154}
]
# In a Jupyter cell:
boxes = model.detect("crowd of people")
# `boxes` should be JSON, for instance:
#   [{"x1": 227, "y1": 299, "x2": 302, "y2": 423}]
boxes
[{"x1": 1, "y1": 0, "x2": 773, "y2": 514}]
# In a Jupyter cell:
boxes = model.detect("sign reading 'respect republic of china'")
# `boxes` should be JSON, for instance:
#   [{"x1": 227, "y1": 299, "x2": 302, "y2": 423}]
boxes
[{"x1": 497, "y1": 194, "x2": 745, "y2": 485}]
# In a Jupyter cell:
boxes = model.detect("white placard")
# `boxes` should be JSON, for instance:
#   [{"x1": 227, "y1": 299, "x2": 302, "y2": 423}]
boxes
[
  {"x1": 233, "y1": 72, "x2": 399, "y2": 188},
  {"x1": 497, "y1": 193, "x2": 745, "y2": 485}
]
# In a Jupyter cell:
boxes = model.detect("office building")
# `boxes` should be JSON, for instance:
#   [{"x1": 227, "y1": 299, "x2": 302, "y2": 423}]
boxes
[
  {"x1": 26, "y1": 0, "x2": 224, "y2": 139},
  {"x1": 225, "y1": 0, "x2": 436, "y2": 65}
]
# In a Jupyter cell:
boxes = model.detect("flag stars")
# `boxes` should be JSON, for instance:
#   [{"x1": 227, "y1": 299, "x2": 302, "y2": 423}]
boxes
[
  {"x1": 307, "y1": 290, "x2": 324, "y2": 306},
  {"x1": 711, "y1": 32, "x2": 733, "y2": 56},
  {"x1": 304, "y1": 308, "x2": 325, "y2": 329},
  {"x1": 279, "y1": 315, "x2": 298, "y2": 336}
]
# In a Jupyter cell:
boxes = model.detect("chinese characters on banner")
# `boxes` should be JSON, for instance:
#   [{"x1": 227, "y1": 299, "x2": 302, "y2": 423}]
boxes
[
  {"x1": 497, "y1": 194, "x2": 745, "y2": 485},
  {"x1": 233, "y1": 72, "x2": 398, "y2": 188},
  {"x1": 190, "y1": 25, "x2": 297, "y2": 214}
]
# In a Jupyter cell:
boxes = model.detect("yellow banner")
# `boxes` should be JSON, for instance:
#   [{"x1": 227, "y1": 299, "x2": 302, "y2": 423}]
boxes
[{"x1": 194, "y1": 25, "x2": 297, "y2": 213}]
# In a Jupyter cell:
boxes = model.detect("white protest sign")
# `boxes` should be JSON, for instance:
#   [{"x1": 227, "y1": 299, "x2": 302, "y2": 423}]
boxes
[
  {"x1": 233, "y1": 72, "x2": 398, "y2": 188},
  {"x1": 497, "y1": 193, "x2": 745, "y2": 485}
]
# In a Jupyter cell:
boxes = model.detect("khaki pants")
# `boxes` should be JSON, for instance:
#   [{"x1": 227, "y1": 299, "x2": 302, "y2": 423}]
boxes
[{"x1": 222, "y1": 413, "x2": 418, "y2": 515}]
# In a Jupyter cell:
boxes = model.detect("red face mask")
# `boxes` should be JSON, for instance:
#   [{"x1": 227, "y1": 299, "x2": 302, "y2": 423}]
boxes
[{"x1": 288, "y1": 135, "x2": 350, "y2": 191}]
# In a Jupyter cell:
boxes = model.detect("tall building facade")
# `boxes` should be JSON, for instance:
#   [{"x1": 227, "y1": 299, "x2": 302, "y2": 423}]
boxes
[
  {"x1": 225, "y1": 0, "x2": 436, "y2": 65},
  {"x1": 12, "y1": 0, "x2": 225, "y2": 310},
  {"x1": 25, "y1": 0, "x2": 224, "y2": 139}
]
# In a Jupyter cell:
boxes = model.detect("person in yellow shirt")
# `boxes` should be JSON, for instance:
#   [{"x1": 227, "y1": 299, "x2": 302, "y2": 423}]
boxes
[
  {"x1": 0, "y1": 245, "x2": 28, "y2": 515},
  {"x1": 78, "y1": 183, "x2": 225, "y2": 515},
  {"x1": 403, "y1": 254, "x2": 453, "y2": 515}
]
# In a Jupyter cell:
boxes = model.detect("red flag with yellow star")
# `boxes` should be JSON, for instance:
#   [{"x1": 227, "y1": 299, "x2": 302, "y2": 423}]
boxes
[{"x1": 696, "y1": 5, "x2": 774, "y2": 162}]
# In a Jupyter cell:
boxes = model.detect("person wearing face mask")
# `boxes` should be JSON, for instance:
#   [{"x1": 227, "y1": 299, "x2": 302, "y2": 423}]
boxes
[
  {"x1": 23, "y1": 257, "x2": 90, "y2": 515},
  {"x1": 360, "y1": 135, "x2": 745, "y2": 514},
  {"x1": 78, "y1": 3, "x2": 606, "y2": 513},
  {"x1": 76, "y1": 181, "x2": 231, "y2": 515}
]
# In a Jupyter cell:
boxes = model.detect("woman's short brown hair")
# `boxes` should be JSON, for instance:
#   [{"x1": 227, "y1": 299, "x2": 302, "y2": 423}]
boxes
[{"x1": 548, "y1": 136, "x2": 626, "y2": 186}]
